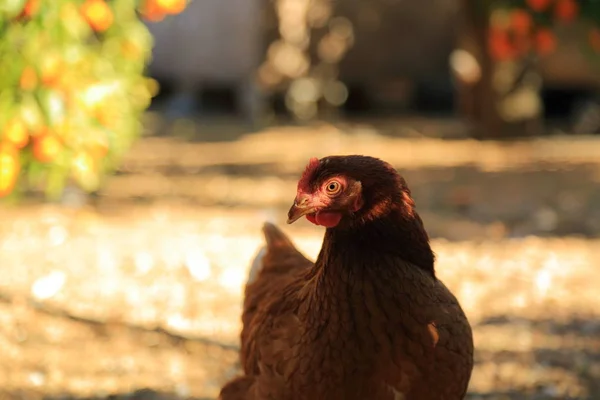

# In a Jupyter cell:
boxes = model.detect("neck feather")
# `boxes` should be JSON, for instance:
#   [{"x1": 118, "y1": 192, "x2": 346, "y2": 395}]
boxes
[{"x1": 317, "y1": 207, "x2": 435, "y2": 277}]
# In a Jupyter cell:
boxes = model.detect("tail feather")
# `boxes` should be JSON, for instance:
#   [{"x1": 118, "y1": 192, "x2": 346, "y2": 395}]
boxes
[
  {"x1": 246, "y1": 222, "x2": 310, "y2": 285},
  {"x1": 247, "y1": 246, "x2": 267, "y2": 285},
  {"x1": 262, "y1": 222, "x2": 294, "y2": 249}
]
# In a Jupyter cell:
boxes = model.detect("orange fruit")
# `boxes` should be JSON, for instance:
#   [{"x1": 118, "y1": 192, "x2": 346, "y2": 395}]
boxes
[
  {"x1": 554, "y1": 0, "x2": 578, "y2": 23},
  {"x1": 155, "y1": 0, "x2": 186, "y2": 14},
  {"x1": 95, "y1": 109, "x2": 111, "y2": 128},
  {"x1": 0, "y1": 144, "x2": 20, "y2": 197},
  {"x1": 3, "y1": 119, "x2": 29, "y2": 149},
  {"x1": 140, "y1": 0, "x2": 166, "y2": 21},
  {"x1": 20, "y1": 66, "x2": 38, "y2": 91},
  {"x1": 534, "y1": 28, "x2": 556, "y2": 56},
  {"x1": 510, "y1": 9, "x2": 533, "y2": 36},
  {"x1": 81, "y1": 0, "x2": 113, "y2": 32},
  {"x1": 89, "y1": 141, "x2": 109, "y2": 159},
  {"x1": 53, "y1": 72, "x2": 78, "y2": 95},
  {"x1": 87, "y1": 130, "x2": 110, "y2": 159},
  {"x1": 21, "y1": 0, "x2": 41, "y2": 18},
  {"x1": 488, "y1": 28, "x2": 517, "y2": 61},
  {"x1": 513, "y1": 34, "x2": 532, "y2": 56},
  {"x1": 94, "y1": 104, "x2": 121, "y2": 130},
  {"x1": 589, "y1": 28, "x2": 600, "y2": 53},
  {"x1": 143, "y1": 11, "x2": 166, "y2": 22},
  {"x1": 33, "y1": 134, "x2": 62, "y2": 163},
  {"x1": 526, "y1": 0, "x2": 551, "y2": 12},
  {"x1": 40, "y1": 55, "x2": 62, "y2": 86}
]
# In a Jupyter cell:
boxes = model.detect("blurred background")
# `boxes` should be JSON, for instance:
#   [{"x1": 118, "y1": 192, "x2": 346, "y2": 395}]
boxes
[{"x1": 1, "y1": 0, "x2": 600, "y2": 399}]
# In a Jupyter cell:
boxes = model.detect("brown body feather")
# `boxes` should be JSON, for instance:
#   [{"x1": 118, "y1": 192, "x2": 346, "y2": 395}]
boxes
[{"x1": 219, "y1": 156, "x2": 474, "y2": 400}]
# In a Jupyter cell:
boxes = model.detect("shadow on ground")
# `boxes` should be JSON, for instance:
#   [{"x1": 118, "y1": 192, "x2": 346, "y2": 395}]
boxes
[{"x1": 467, "y1": 315, "x2": 600, "y2": 400}]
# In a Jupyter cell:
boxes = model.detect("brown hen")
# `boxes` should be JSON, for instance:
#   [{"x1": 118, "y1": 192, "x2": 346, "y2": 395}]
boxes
[{"x1": 219, "y1": 155, "x2": 474, "y2": 400}]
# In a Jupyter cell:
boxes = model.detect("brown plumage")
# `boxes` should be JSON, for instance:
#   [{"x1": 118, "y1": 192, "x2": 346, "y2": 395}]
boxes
[{"x1": 219, "y1": 155, "x2": 474, "y2": 400}]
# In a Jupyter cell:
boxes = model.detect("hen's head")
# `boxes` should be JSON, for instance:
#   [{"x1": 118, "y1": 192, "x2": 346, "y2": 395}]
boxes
[{"x1": 287, "y1": 155, "x2": 416, "y2": 229}]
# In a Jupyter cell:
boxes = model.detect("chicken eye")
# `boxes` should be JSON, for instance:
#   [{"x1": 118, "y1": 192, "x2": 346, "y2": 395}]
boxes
[{"x1": 324, "y1": 180, "x2": 342, "y2": 195}]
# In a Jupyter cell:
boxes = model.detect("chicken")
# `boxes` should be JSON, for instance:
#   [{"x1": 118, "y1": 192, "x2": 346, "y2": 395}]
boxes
[{"x1": 219, "y1": 155, "x2": 474, "y2": 400}]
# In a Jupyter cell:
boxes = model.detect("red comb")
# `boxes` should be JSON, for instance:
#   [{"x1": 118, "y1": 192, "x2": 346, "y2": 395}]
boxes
[{"x1": 297, "y1": 157, "x2": 320, "y2": 193}]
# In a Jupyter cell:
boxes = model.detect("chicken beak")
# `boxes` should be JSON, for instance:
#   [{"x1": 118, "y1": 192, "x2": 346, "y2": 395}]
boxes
[{"x1": 286, "y1": 194, "x2": 315, "y2": 224}]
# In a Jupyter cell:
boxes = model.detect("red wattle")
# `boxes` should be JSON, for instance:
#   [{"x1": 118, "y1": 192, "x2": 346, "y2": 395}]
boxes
[
  {"x1": 305, "y1": 212, "x2": 342, "y2": 227},
  {"x1": 315, "y1": 211, "x2": 342, "y2": 227},
  {"x1": 306, "y1": 214, "x2": 317, "y2": 224}
]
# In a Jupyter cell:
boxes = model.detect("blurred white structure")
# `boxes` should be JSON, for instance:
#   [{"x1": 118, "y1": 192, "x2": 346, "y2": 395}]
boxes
[
  {"x1": 145, "y1": 0, "x2": 600, "y2": 124},
  {"x1": 146, "y1": 0, "x2": 264, "y2": 122}
]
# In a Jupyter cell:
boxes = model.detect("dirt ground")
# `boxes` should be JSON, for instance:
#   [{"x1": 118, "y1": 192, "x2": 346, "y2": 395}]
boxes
[{"x1": 1, "y1": 122, "x2": 600, "y2": 400}]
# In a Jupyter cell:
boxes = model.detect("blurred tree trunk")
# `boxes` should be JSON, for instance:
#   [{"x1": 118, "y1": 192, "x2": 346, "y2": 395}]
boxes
[
  {"x1": 455, "y1": 0, "x2": 499, "y2": 139},
  {"x1": 455, "y1": 0, "x2": 543, "y2": 139}
]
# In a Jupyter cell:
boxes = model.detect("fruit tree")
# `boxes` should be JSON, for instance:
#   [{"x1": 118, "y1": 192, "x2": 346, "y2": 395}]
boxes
[
  {"x1": 455, "y1": 0, "x2": 600, "y2": 138},
  {"x1": 0, "y1": 0, "x2": 189, "y2": 200}
]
